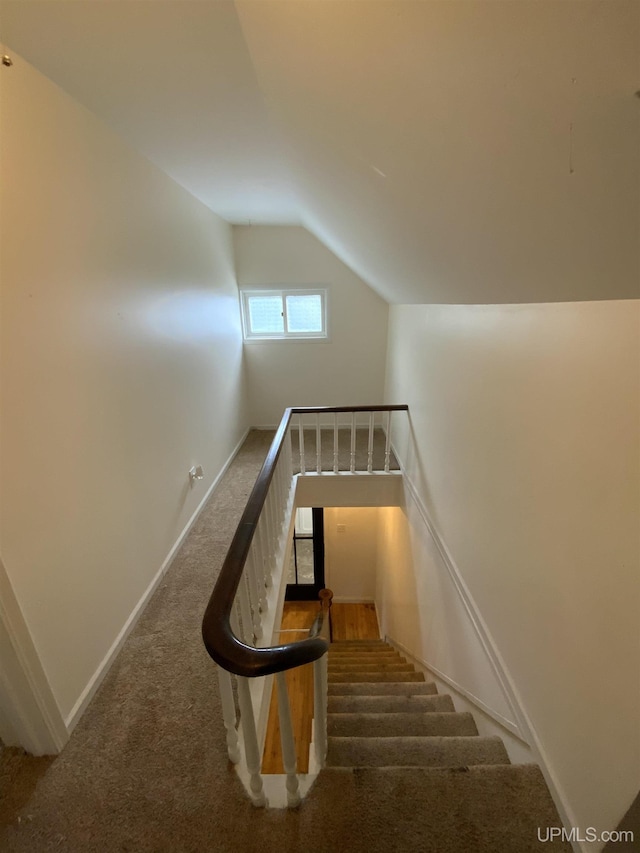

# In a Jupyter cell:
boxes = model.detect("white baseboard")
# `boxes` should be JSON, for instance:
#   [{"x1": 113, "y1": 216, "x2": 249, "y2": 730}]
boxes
[{"x1": 65, "y1": 427, "x2": 250, "y2": 732}]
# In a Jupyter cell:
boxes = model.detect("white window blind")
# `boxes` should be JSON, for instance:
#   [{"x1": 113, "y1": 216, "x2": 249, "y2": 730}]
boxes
[{"x1": 240, "y1": 288, "x2": 328, "y2": 341}]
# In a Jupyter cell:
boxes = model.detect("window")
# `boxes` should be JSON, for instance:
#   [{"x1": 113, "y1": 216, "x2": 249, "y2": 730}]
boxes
[{"x1": 240, "y1": 288, "x2": 328, "y2": 341}]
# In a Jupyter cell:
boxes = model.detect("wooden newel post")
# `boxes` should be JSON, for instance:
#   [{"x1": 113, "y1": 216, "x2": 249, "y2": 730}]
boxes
[{"x1": 318, "y1": 588, "x2": 333, "y2": 643}]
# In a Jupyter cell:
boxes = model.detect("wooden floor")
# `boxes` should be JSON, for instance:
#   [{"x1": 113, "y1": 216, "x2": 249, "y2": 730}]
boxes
[
  {"x1": 261, "y1": 602, "x2": 380, "y2": 774},
  {"x1": 331, "y1": 602, "x2": 379, "y2": 641}
]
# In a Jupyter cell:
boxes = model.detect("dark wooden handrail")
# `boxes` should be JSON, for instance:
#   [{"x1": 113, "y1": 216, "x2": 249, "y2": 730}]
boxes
[{"x1": 201, "y1": 405, "x2": 408, "y2": 678}]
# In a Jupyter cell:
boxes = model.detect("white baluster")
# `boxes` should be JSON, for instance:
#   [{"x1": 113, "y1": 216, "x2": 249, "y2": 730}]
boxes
[
  {"x1": 313, "y1": 654, "x2": 328, "y2": 768},
  {"x1": 238, "y1": 573, "x2": 254, "y2": 644},
  {"x1": 285, "y1": 428, "x2": 294, "y2": 483},
  {"x1": 276, "y1": 461, "x2": 286, "y2": 526},
  {"x1": 284, "y1": 437, "x2": 294, "y2": 506},
  {"x1": 333, "y1": 412, "x2": 339, "y2": 473},
  {"x1": 384, "y1": 410, "x2": 392, "y2": 473},
  {"x1": 350, "y1": 412, "x2": 356, "y2": 473},
  {"x1": 246, "y1": 548, "x2": 267, "y2": 628},
  {"x1": 252, "y1": 527, "x2": 264, "y2": 595},
  {"x1": 367, "y1": 411, "x2": 374, "y2": 473},
  {"x1": 276, "y1": 461, "x2": 286, "y2": 523},
  {"x1": 260, "y1": 492, "x2": 273, "y2": 556},
  {"x1": 316, "y1": 413, "x2": 321, "y2": 474},
  {"x1": 262, "y1": 503, "x2": 272, "y2": 585},
  {"x1": 255, "y1": 523, "x2": 271, "y2": 592},
  {"x1": 274, "y1": 478, "x2": 282, "y2": 542},
  {"x1": 272, "y1": 480, "x2": 282, "y2": 551},
  {"x1": 283, "y1": 454, "x2": 290, "y2": 505},
  {"x1": 273, "y1": 462, "x2": 282, "y2": 526},
  {"x1": 298, "y1": 415, "x2": 306, "y2": 474},
  {"x1": 276, "y1": 671, "x2": 301, "y2": 807},
  {"x1": 237, "y1": 677, "x2": 267, "y2": 807},
  {"x1": 265, "y1": 491, "x2": 276, "y2": 585},
  {"x1": 217, "y1": 667, "x2": 240, "y2": 764},
  {"x1": 258, "y1": 514, "x2": 272, "y2": 591},
  {"x1": 245, "y1": 552, "x2": 263, "y2": 640},
  {"x1": 230, "y1": 600, "x2": 242, "y2": 644},
  {"x1": 270, "y1": 489, "x2": 279, "y2": 577}
]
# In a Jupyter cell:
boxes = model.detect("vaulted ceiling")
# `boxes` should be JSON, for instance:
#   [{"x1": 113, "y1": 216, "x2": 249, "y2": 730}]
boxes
[{"x1": 2, "y1": 1, "x2": 638, "y2": 304}]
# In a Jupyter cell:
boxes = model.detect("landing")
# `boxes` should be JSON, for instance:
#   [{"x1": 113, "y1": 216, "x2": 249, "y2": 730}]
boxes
[{"x1": 331, "y1": 602, "x2": 379, "y2": 641}]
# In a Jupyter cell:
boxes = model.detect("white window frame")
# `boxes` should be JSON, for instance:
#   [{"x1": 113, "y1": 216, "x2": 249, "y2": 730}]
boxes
[{"x1": 239, "y1": 287, "x2": 329, "y2": 342}]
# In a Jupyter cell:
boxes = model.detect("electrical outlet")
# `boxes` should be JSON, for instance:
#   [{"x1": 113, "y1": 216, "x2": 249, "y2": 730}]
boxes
[
  {"x1": 189, "y1": 465, "x2": 204, "y2": 485},
  {"x1": 337, "y1": 524, "x2": 346, "y2": 533}
]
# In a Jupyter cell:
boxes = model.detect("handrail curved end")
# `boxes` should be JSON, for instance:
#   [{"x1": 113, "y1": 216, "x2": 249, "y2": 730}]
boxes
[{"x1": 202, "y1": 616, "x2": 329, "y2": 678}]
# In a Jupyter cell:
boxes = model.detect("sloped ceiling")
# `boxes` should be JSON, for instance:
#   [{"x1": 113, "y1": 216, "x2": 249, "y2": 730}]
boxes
[
  {"x1": 0, "y1": 1, "x2": 300, "y2": 224},
  {"x1": 1, "y1": 0, "x2": 638, "y2": 304}
]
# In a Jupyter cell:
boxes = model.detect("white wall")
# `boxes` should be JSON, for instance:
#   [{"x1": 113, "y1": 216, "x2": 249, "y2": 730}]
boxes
[
  {"x1": 375, "y1": 501, "x2": 519, "y2": 724},
  {"x1": 384, "y1": 300, "x2": 640, "y2": 849},
  {"x1": 324, "y1": 507, "x2": 378, "y2": 602},
  {"x1": 0, "y1": 52, "x2": 249, "y2": 726},
  {"x1": 233, "y1": 225, "x2": 388, "y2": 426},
  {"x1": 375, "y1": 499, "x2": 534, "y2": 765}
]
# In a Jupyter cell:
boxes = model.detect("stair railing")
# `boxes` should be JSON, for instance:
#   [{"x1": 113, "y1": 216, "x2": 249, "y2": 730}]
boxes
[
  {"x1": 309, "y1": 589, "x2": 333, "y2": 769},
  {"x1": 202, "y1": 405, "x2": 408, "y2": 806}
]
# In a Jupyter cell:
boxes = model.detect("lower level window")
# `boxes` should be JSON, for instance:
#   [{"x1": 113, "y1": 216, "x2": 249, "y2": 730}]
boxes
[{"x1": 240, "y1": 288, "x2": 327, "y2": 340}]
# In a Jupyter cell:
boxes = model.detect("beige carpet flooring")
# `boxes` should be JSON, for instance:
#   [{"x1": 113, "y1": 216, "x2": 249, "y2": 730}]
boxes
[{"x1": 0, "y1": 430, "x2": 570, "y2": 852}]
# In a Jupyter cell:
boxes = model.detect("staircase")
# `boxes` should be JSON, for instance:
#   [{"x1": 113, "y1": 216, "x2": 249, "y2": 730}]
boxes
[{"x1": 319, "y1": 639, "x2": 573, "y2": 853}]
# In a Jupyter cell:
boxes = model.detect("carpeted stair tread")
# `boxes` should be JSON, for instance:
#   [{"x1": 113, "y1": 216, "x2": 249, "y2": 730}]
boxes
[
  {"x1": 329, "y1": 645, "x2": 401, "y2": 654},
  {"x1": 329, "y1": 670, "x2": 426, "y2": 683},
  {"x1": 328, "y1": 693, "x2": 454, "y2": 713},
  {"x1": 328, "y1": 653, "x2": 407, "y2": 664},
  {"x1": 328, "y1": 661, "x2": 415, "y2": 672},
  {"x1": 328, "y1": 680, "x2": 438, "y2": 695},
  {"x1": 328, "y1": 711, "x2": 478, "y2": 737},
  {"x1": 328, "y1": 653, "x2": 405, "y2": 662},
  {"x1": 327, "y1": 735, "x2": 510, "y2": 767},
  {"x1": 328, "y1": 659, "x2": 407, "y2": 668},
  {"x1": 309, "y1": 765, "x2": 573, "y2": 852}
]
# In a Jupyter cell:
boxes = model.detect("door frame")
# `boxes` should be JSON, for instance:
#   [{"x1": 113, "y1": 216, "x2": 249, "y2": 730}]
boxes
[
  {"x1": 0, "y1": 558, "x2": 68, "y2": 754},
  {"x1": 285, "y1": 507, "x2": 325, "y2": 601}
]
